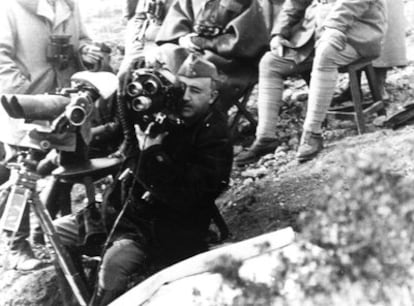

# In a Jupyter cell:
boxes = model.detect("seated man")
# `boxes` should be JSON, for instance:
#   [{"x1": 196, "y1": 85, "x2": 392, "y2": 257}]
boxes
[
  {"x1": 235, "y1": 0, "x2": 386, "y2": 166},
  {"x1": 54, "y1": 54, "x2": 234, "y2": 306},
  {"x1": 153, "y1": 0, "x2": 269, "y2": 112}
]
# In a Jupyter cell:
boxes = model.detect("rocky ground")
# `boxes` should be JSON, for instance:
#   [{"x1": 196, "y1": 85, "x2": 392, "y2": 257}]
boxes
[{"x1": 1, "y1": 1, "x2": 414, "y2": 305}]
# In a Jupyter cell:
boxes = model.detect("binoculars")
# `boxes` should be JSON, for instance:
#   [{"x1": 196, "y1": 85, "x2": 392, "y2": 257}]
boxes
[{"x1": 46, "y1": 34, "x2": 74, "y2": 70}]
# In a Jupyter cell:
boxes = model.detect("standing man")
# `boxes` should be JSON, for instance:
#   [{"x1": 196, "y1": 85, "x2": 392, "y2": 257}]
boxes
[
  {"x1": 0, "y1": 0, "x2": 104, "y2": 270},
  {"x1": 54, "y1": 54, "x2": 234, "y2": 305},
  {"x1": 118, "y1": 0, "x2": 173, "y2": 93},
  {"x1": 235, "y1": 0, "x2": 387, "y2": 166}
]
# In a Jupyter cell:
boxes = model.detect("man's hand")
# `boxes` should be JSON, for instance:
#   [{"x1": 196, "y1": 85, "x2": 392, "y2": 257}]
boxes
[
  {"x1": 270, "y1": 35, "x2": 291, "y2": 57},
  {"x1": 178, "y1": 33, "x2": 202, "y2": 52},
  {"x1": 135, "y1": 123, "x2": 168, "y2": 151},
  {"x1": 80, "y1": 44, "x2": 104, "y2": 65},
  {"x1": 318, "y1": 27, "x2": 346, "y2": 51}
]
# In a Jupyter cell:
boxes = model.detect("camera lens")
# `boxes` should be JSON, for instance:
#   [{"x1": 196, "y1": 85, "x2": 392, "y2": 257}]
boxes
[
  {"x1": 131, "y1": 96, "x2": 152, "y2": 112},
  {"x1": 126, "y1": 82, "x2": 144, "y2": 97},
  {"x1": 143, "y1": 79, "x2": 158, "y2": 95}
]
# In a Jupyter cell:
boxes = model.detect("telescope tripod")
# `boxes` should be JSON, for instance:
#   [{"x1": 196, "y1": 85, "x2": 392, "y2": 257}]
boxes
[
  {"x1": 0, "y1": 151, "x2": 90, "y2": 305},
  {"x1": 0, "y1": 150, "x2": 122, "y2": 306}
]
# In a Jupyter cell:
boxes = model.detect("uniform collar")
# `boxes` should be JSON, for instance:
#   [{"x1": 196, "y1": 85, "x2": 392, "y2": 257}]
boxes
[{"x1": 17, "y1": 0, "x2": 74, "y2": 29}]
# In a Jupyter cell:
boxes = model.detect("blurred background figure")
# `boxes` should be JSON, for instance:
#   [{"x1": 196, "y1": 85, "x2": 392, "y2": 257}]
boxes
[
  {"x1": 118, "y1": 0, "x2": 173, "y2": 93},
  {"x1": 332, "y1": 0, "x2": 408, "y2": 104},
  {"x1": 372, "y1": 0, "x2": 407, "y2": 98}
]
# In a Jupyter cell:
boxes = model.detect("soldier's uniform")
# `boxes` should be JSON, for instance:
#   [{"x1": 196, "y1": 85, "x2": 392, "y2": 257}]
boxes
[
  {"x1": 54, "y1": 55, "x2": 233, "y2": 305},
  {"x1": 155, "y1": 0, "x2": 270, "y2": 111}
]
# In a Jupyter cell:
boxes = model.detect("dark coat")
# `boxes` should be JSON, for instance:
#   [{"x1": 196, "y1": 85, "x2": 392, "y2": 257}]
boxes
[
  {"x1": 155, "y1": 0, "x2": 269, "y2": 110},
  {"x1": 104, "y1": 108, "x2": 233, "y2": 262}
]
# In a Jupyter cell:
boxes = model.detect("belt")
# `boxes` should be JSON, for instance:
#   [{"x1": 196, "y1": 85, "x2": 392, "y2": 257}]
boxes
[{"x1": 317, "y1": 0, "x2": 336, "y2": 4}]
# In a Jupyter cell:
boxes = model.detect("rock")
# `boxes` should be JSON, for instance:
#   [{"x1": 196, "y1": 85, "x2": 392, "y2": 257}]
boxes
[
  {"x1": 275, "y1": 151, "x2": 287, "y2": 159},
  {"x1": 373, "y1": 115, "x2": 387, "y2": 127},
  {"x1": 0, "y1": 265, "x2": 63, "y2": 306},
  {"x1": 288, "y1": 137, "x2": 299, "y2": 150},
  {"x1": 241, "y1": 167, "x2": 268, "y2": 179},
  {"x1": 282, "y1": 89, "x2": 293, "y2": 103},
  {"x1": 292, "y1": 91, "x2": 308, "y2": 102},
  {"x1": 275, "y1": 145, "x2": 289, "y2": 153},
  {"x1": 242, "y1": 178, "x2": 254, "y2": 186}
]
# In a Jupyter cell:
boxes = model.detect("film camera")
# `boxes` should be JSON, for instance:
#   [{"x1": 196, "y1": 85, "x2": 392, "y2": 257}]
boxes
[{"x1": 124, "y1": 66, "x2": 186, "y2": 136}]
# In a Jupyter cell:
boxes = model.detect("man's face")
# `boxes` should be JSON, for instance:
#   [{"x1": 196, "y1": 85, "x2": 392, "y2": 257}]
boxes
[{"x1": 179, "y1": 76, "x2": 217, "y2": 120}]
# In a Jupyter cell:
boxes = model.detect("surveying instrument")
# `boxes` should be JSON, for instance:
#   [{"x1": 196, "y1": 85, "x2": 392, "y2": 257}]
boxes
[{"x1": 0, "y1": 71, "x2": 121, "y2": 306}]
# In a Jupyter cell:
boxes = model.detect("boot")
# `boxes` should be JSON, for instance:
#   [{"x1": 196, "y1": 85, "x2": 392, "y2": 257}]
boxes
[
  {"x1": 31, "y1": 229, "x2": 46, "y2": 245},
  {"x1": 234, "y1": 137, "x2": 279, "y2": 167},
  {"x1": 296, "y1": 131, "x2": 323, "y2": 163}
]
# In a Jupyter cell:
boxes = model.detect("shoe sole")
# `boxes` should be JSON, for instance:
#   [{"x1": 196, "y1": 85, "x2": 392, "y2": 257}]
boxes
[{"x1": 296, "y1": 150, "x2": 320, "y2": 163}]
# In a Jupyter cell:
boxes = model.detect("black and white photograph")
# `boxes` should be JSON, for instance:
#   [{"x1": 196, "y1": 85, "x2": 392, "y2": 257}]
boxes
[{"x1": 1, "y1": 0, "x2": 414, "y2": 305}]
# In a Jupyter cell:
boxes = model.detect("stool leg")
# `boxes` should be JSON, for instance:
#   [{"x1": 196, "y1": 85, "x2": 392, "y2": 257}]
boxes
[
  {"x1": 365, "y1": 64, "x2": 382, "y2": 102},
  {"x1": 229, "y1": 86, "x2": 257, "y2": 137},
  {"x1": 349, "y1": 69, "x2": 366, "y2": 134}
]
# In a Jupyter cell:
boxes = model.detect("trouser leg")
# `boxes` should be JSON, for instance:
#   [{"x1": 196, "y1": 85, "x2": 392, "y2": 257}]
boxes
[
  {"x1": 91, "y1": 238, "x2": 147, "y2": 306},
  {"x1": 32, "y1": 179, "x2": 73, "y2": 244},
  {"x1": 256, "y1": 51, "x2": 312, "y2": 139},
  {"x1": 374, "y1": 67, "x2": 388, "y2": 97},
  {"x1": 53, "y1": 214, "x2": 82, "y2": 246},
  {"x1": 303, "y1": 42, "x2": 360, "y2": 133}
]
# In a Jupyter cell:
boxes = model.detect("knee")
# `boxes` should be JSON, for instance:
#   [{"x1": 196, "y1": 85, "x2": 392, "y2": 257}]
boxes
[
  {"x1": 259, "y1": 52, "x2": 278, "y2": 77},
  {"x1": 314, "y1": 41, "x2": 339, "y2": 67},
  {"x1": 99, "y1": 239, "x2": 146, "y2": 290},
  {"x1": 259, "y1": 51, "x2": 294, "y2": 79}
]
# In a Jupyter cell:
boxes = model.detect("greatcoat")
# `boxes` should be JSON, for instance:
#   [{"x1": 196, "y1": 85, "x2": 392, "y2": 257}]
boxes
[
  {"x1": 155, "y1": 0, "x2": 270, "y2": 110},
  {"x1": 0, "y1": 0, "x2": 90, "y2": 146}
]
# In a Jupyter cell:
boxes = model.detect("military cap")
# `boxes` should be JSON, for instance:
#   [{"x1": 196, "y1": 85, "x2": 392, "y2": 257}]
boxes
[{"x1": 177, "y1": 53, "x2": 219, "y2": 80}]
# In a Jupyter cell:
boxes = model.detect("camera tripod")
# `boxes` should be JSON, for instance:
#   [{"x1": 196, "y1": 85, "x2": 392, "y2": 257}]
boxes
[{"x1": 0, "y1": 149, "x2": 121, "y2": 306}]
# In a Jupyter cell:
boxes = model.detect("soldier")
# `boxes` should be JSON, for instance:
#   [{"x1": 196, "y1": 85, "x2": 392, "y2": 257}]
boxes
[
  {"x1": 235, "y1": 0, "x2": 387, "y2": 166},
  {"x1": 54, "y1": 54, "x2": 234, "y2": 305}
]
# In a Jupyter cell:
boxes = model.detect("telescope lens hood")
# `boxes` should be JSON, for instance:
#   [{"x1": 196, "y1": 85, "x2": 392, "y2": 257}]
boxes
[
  {"x1": 1, "y1": 95, "x2": 25, "y2": 118},
  {"x1": 66, "y1": 105, "x2": 87, "y2": 126}
]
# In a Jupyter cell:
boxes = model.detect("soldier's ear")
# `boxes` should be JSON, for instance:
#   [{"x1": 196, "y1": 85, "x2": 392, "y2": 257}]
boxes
[{"x1": 209, "y1": 89, "x2": 219, "y2": 105}]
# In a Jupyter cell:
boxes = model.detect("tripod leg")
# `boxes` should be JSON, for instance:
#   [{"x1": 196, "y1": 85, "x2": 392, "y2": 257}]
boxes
[{"x1": 31, "y1": 192, "x2": 90, "y2": 306}]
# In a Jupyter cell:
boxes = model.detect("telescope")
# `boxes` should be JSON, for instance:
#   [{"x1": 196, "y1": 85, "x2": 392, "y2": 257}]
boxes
[{"x1": 1, "y1": 71, "x2": 118, "y2": 152}]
